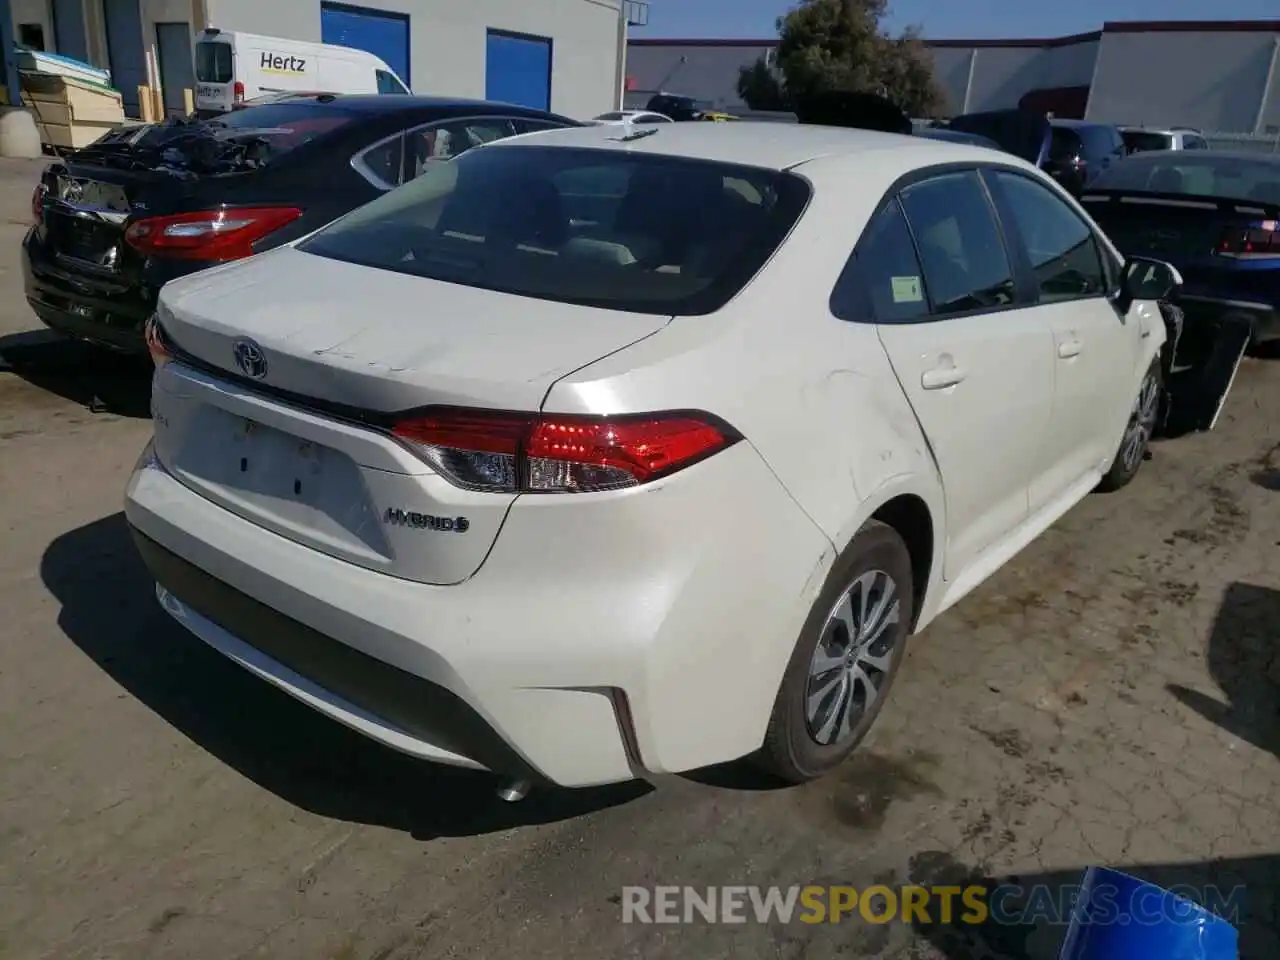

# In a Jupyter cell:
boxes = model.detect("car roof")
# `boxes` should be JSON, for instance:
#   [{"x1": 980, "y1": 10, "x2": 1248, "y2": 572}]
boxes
[{"x1": 483, "y1": 120, "x2": 1000, "y2": 170}]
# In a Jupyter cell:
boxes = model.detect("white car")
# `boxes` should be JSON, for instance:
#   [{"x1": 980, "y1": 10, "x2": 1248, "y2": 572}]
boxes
[
  {"x1": 590, "y1": 109, "x2": 672, "y2": 125},
  {"x1": 125, "y1": 122, "x2": 1176, "y2": 793}
]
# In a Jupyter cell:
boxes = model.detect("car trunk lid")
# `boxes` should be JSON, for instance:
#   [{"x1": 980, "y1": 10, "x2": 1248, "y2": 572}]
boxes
[
  {"x1": 151, "y1": 246, "x2": 672, "y2": 584},
  {"x1": 1080, "y1": 189, "x2": 1280, "y2": 268}
]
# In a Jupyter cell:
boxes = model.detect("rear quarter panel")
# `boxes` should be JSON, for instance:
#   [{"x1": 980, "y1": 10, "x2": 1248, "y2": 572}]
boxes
[{"x1": 543, "y1": 148, "x2": 958, "y2": 629}]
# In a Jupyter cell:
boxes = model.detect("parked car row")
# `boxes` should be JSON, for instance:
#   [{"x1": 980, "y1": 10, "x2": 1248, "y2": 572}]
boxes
[
  {"x1": 24, "y1": 96, "x2": 578, "y2": 354},
  {"x1": 19, "y1": 92, "x2": 1261, "y2": 801}
]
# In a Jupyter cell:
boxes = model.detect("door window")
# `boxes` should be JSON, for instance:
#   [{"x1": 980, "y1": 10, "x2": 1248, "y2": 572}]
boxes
[
  {"x1": 831, "y1": 199, "x2": 929, "y2": 323},
  {"x1": 898, "y1": 171, "x2": 1017, "y2": 316},
  {"x1": 376, "y1": 69, "x2": 408, "y2": 94},
  {"x1": 1183, "y1": 135, "x2": 1208, "y2": 150},
  {"x1": 989, "y1": 172, "x2": 1107, "y2": 303},
  {"x1": 402, "y1": 118, "x2": 517, "y2": 180}
]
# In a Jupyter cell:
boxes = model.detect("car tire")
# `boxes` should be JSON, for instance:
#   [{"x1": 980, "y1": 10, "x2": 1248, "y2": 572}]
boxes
[
  {"x1": 1097, "y1": 358, "x2": 1163, "y2": 493},
  {"x1": 756, "y1": 519, "x2": 914, "y2": 784}
]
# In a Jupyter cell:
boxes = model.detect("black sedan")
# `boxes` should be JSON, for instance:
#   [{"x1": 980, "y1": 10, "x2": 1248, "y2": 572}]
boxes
[{"x1": 24, "y1": 95, "x2": 577, "y2": 354}]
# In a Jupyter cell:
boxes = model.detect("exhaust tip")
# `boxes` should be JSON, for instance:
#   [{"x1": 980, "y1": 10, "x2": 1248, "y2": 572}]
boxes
[{"x1": 497, "y1": 778, "x2": 532, "y2": 803}]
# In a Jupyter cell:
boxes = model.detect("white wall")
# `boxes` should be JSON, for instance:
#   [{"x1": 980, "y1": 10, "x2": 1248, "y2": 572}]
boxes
[
  {"x1": 12, "y1": 0, "x2": 55, "y2": 50},
  {"x1": 1086, "y1": 29, "x2": 1280, "y2": 132},
  {"x1": 207, "y1": 0, "x2": 623, "y2": 119}
]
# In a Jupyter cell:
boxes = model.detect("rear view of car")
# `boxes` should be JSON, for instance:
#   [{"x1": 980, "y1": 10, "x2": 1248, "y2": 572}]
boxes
[
  {"x1": 1044, "y1": 121, "x2": 1126, "y2": 195},
  {"x1": 127, "y1": 136, "x2": 818, "y2": 789},
  {"x1": 1081, "y1": 150, "x2": 1280, "y2": 346}
]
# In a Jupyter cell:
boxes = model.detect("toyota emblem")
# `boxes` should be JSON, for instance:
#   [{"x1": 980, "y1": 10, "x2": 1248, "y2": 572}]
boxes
[{"x1": 232, "y1": 338, "x2": 268, "y2": 380}]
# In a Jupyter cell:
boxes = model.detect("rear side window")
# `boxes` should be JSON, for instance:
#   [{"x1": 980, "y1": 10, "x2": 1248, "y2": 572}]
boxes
[
  {"x1": 832, "y1": 200, "x2": 929, "y2": 322},
  {"x1": 1122, "y1": 131, "x2": 1173, "y2": 154},
  {"x1": 195, "y1": 41, "x2": 233, "y2": 84},
  {"x1": 1050, "y1": 128, "x2": 1080, "y2": 161},
  {"x1": 898, "y1": 171, "x2": 1017, "y2": 316},
  {"x1": 1183, "y1": 135, "x2": 1207, "y2": 150},
  {"x1": 989, "y1": 172, "x2": 1107, "y2": 303},
  {"x1": 299, "y1": 145, "x2": 811, "y2": 316}
]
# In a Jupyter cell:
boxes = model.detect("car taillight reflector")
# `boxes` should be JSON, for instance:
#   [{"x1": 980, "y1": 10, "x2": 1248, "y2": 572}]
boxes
[
  {"x1": 392, "y1": 409, "x2": 739, "y2": 493},
  {"x1": 233, "y1": 80, "x2": 245, "y2": 102},
  {"x1": 143, "y1": 314, "x2": 172, "y2": 368},
  {"x1": 1216, "y1": 220, "x2": 1280, "y2": 257},
  {"x1": 124, "y1": 207, "x2": 302, "y2": 260},
  {"x1": 31, "y1": 182, "x2": 47, "y2": 224}
]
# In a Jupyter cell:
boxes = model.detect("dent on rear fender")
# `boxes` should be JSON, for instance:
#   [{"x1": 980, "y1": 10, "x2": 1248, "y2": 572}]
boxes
[{"x1": 808, "y1": 368, "x2": 934, "y2": 499}]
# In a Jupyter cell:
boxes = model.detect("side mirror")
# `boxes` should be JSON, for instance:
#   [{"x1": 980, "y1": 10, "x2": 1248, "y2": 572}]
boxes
[{"x1": 1117, "y1": 256, "x2": 1182, "y2": 312}]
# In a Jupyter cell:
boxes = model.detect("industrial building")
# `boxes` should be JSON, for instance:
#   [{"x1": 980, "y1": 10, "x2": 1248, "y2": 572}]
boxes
[
  {"x1": 626, "y1": 19, "x2": 1280, "y2": 135},
  {"x1": 5, "y1": 0, "x2": 630, "y2": 120}
]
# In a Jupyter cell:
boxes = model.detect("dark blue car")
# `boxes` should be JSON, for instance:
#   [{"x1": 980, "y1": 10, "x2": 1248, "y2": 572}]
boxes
[{"x1": 1080, "y1": 150, "x2": 1280, "y2": 347}]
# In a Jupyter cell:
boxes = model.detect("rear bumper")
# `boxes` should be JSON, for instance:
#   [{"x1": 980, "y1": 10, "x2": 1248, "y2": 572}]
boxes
[
  {"x1": 124, "y1": 439, "x2": 830, "y2": 787},
  {"x1": 22, "y1": 225, "x2": 201, "y2": 354}
]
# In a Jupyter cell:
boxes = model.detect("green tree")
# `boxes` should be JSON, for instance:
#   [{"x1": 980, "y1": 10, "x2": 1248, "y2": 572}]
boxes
[
  {"x1": 736, "y1": 57, "x2": 789, "y2": 111},
  {"x1": 754, "y1": 0, "x2": 943, "y2": 117}
]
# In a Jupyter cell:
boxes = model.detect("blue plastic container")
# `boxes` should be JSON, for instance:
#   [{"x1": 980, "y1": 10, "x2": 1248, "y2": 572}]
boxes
[{"x1": 1060, "y1": 867, "x2": 1238, "y2": 960}]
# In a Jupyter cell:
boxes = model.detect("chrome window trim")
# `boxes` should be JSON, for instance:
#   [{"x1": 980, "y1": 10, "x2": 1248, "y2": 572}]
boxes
[{"x1": 349, "y1": 115, "x2": 564, "y2": 191}]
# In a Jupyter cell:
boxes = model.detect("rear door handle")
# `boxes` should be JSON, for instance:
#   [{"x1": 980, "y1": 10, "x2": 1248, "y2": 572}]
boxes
[
  {"x1": 921, "y1": 366, "x2": 966, "y2": 390},
  {"x1": 1057, "y1": 339, "x2": 1083, "y2": 359}
]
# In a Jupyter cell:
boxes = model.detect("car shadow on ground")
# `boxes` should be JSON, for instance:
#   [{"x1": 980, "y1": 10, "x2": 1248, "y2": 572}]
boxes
[
  {"x1": 1168, "y1": 581, "x2": 1280, "y2": 759},
  {"x1": 40, "y1": 512, "x2": 652, "y2": 840},
  {"x1": 0, "y1": 330, "x2": 152, "y2": 417},
  {"x1": 910, "y1": 581, "x2": 1280, "y2": 958}
]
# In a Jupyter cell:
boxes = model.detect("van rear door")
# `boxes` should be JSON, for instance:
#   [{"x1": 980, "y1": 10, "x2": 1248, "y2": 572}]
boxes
[{"x1": 195, "y1": 36, "x2": 235, "y2": 113}]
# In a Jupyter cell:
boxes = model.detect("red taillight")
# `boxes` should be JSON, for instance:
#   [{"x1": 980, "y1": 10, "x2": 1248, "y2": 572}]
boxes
[
  {"x1": 392, "y1": 409, "x2": 739, "y2": 493},
  {"x1": 233, "y1": 80, "x2": 245, "y2": 103},
  {"x1": 124, "y1": 207, "x2": 302, "y2": 261},
  {"x1": 143, "y1": 314, "x2": 172, "y2": 368},
  {"x1": 1216, "y1": 219, "x2": 1280, "y2": 257},
  {"x1": 31, "y1": 182, "x2": 46, "y2": 224}
]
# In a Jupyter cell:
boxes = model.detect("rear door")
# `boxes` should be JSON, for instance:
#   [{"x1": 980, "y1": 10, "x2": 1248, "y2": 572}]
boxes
[
  {"x1": 985, "y1": 169, "x2": 1137, "y2": 510},
  {"x1": 194, "y1": 36, "x2": 235, "y2": 113},
  {"x1": 864, "y1": 170, "x2": 1055, "y2": 579}
]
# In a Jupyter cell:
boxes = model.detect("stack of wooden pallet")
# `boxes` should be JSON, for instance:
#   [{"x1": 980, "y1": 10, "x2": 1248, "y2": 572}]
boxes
[{"x1": 20, "y1": 71, "x2": 125, "y2": 151}]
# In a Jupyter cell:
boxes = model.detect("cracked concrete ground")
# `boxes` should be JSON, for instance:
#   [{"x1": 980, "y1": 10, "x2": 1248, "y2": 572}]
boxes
[{"x1": 0, "y1": 157, "x2": 1277, "y2": 960}]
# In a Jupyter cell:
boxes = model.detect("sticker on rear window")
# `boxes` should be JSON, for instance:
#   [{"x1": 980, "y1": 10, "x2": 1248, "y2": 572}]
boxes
[{"x1": 891, "y1": 276, "x2": 923, "y2": 303}]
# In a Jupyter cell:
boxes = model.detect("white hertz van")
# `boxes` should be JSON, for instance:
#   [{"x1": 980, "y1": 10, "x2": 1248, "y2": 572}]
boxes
[{"x1": 194, "y1": 28, "x2": 410, "y2": 114}]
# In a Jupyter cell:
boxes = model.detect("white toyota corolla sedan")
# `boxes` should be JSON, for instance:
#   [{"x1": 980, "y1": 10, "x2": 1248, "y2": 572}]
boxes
[{"x1": 125, "y1": 121, "x2": 1177, "y2": 792}]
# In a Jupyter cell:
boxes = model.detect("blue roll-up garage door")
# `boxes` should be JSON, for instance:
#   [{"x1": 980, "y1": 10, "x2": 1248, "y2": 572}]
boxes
[
  {"x1": 320, "y1": 2, "x2": 410, "y2": 86},
  {"x1": 485, "y1": 30, "x2": 551, "y2": 111},
  {"x1": 103, "y1": 0, "x2": 145, "y2": 117}
]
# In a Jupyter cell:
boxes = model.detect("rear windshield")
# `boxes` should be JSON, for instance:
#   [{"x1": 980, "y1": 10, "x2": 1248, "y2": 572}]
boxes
[
  {"x1": 1090, "y1": 154, "x2": 1280, "y2": 204},
  {"x1": 596, "y1": 111, "x2": 626, "y2": 121},
  {"x1": 208, "y1": 102, "x2": 357, "y2": 154},
  {"x1": 1121, "y1": 131, "x2": 1173, "y2": 154},
  {"x1": 195, "y1": 41, "x2": 233, "y2": 84},
  {"x1": 298, "y1": 145, "x2": 811, "y2": 315},
  {"x1": 1049, "y1": 127, "x2": 1081, "y2": 160}
]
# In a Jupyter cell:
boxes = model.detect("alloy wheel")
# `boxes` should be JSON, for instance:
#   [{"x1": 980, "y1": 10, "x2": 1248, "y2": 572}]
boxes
[
  {"x1": 1121, "y1": 370, "x2": 1161, "y2": 473},
  {"x1": 804, "y1": 569, "x2": 902, "y2": 746}
]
